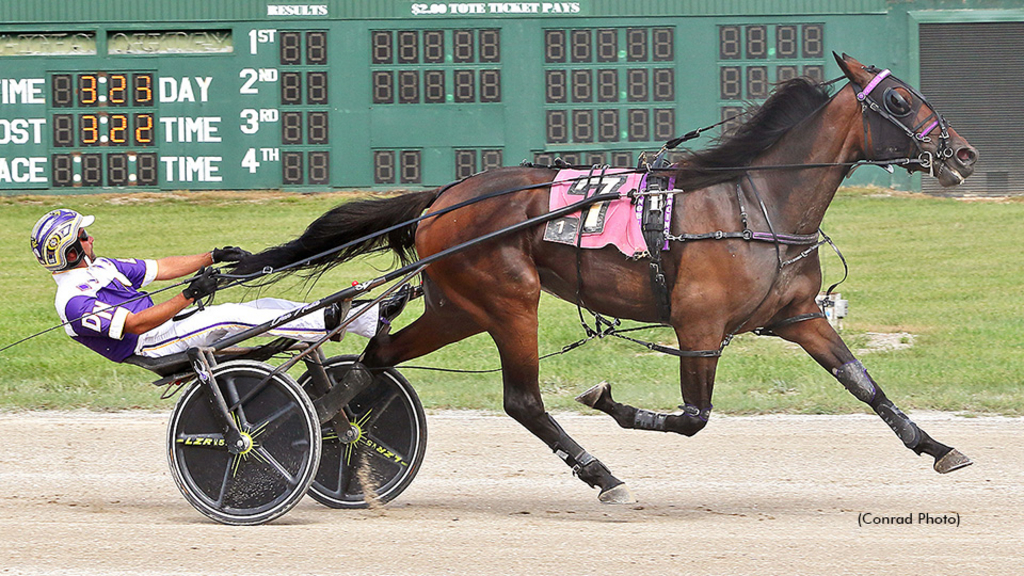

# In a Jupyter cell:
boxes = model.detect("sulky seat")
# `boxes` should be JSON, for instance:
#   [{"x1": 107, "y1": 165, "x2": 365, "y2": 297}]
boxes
[{"x1": 123, "y1": 353, "x2": 192, "y2": 377}]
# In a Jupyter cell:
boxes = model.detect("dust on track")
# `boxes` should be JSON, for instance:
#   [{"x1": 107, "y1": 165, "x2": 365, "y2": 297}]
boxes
[{"x1": 1, "y1": 411, "x2": 1021, "y2": 576}]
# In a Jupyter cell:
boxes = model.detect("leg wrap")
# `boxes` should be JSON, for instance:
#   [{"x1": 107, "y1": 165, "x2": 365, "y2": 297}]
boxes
[
  {"x1": 545, "y1": 414, "x2": 598, "y2": 476},
  {"x1": 875, "y1": 399, "x2": 921, "y2": 450},
  {"x1": 834, "y1": 361, "x2": 921, "y2": 451},
  {"x1": 633, "y1": 409, "x2": 670, "y2": 431},
  {"x1": 833, "y1": 360, "x2": 877, "y2": 403},
  {"x1": 633, "y1": 404, "x2": 711, "y2": 433}
]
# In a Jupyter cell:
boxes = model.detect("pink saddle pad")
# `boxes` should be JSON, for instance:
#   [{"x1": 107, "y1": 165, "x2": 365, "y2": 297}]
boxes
[{"x1": 542, "y1": 168, "x2": 654, "y2": 259}]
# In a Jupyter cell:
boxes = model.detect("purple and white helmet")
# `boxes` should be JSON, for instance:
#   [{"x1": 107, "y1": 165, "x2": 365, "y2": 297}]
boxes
[{"x1": 30, "y1": 209, "x2": 94, "y2": 272}]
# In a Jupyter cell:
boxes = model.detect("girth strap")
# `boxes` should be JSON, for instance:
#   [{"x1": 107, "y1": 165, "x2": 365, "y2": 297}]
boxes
[
  {"x1": 641, "y1": 172, "x2": 673, "y2": 324},
  {"x1": 753, "y1": 311, "x2": 827, "y2": 337}
]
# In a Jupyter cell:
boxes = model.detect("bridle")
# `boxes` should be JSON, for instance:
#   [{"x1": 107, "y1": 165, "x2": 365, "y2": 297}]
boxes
[{"x1": 851, "y1": 67, "x2": 955, "y2": 179}]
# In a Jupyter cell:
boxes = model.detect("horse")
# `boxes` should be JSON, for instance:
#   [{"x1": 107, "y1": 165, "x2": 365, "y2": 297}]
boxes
[{"x1": 232, "y1": 54, "x2": 979, "y2": 503}]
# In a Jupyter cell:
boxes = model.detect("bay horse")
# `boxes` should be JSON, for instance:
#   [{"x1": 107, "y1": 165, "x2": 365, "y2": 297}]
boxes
[{"x1": 232, "y1": 54, "x2": 978, "y2": 503}]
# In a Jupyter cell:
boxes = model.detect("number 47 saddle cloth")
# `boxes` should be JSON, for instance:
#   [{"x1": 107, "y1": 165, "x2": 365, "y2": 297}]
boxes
[{"x1": 542, "y1": 168, "x2": 673, "y2": 259}]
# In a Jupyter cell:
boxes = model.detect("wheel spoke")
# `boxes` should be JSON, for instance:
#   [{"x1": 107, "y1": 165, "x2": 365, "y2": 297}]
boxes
[
  {"x1": 231, "y1": 371, "x2": 277, "y2": 412},
  {"x1": 222, "y1": 375, "x2": 250, "y2": 428},
  {"x1": 357, "y1": 391, "x2": 399, "y2": 430},
  {"x1": 214, "y1": 456, "x2": 234, "y2": 507},
  {"x1": 332, "y1": 448, "x2": 357, "y2": 495},
  {"x1": 253, "y1": 446, "x2": 300, "y2": 486},
  {"x1": 248, "y1": 402, "x2": 298, "y2": 441}
]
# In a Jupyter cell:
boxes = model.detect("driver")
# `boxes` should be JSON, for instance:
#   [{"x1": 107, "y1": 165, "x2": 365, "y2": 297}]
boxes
[{"x1": 31, "y1": 209, "x2": 407, "y2": 363}]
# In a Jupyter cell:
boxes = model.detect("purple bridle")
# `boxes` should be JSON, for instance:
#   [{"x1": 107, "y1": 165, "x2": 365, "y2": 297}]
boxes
[{"x1": 852, "y1": 67, "x2": 954, "y2": 173}]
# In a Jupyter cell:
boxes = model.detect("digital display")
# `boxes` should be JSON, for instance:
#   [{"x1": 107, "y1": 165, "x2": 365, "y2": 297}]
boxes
[
  {"x1": 423, "y1": 30, "x2": 444, "y2": 63},
  {"x1": 307, "y1": 111, "x2": 329, "y2": 145},
  {"x1": 373, "y1": 149, "x2": 423, "y2": 184},
  {"x1": 544, "y1": 30, "x2": 567, "y2": 63},
  {"x1": 747, "y1": 66, "x2": 769, "y2": 99},
  {"x1": 480, "y1": 70, "x2": 500, "y2": 102},
  {"x1": 372, "y1": 30, "x2": 392, "y2": 64},
  {"x1": 280, "y1": 151, "x2": 332, "y2": 185},
  {"x1": 40, "y1": 69, "x2": 158, "y2": 188},
  {"x1": 280, "y1": 31, "x2": 302, "y2": 65},
  {"x1": 453, "y1": 70, "x2": 473, "y2": 103},
  {"x1": 282, "y1": 111, "x2": 302, "y2": 144},
  {"x1": 721, "y1": 66, "x2": 741, "y2": 99},
  {"x1": 277, "y1": 31, "x2": 332, "y2": 186},
  {"x1": 104, "y1": 152, "x2": 157, "y2": 186},
  {"x1": 454, "y1": 148, "x2": 503, "y2": 178},
  {"x1": 400, "y1": 150, "x2": 420, "y2": 183},
  {"x1": 572, "y1": 69, "x2": 592, "y2": 102},
  {"x1": 746, "y1": 26, "x2": 767, "y2": 59},
  {"x1": 51, "y1": 72, "x2": 154, "y2": 108},
  {"x1": 543, "y1": 26, "x2": 677, "y2": 148},
  {"x1": 720, "y1": 26, "x2": 741, "y2": 60},
  {"x1": 282, "y1": 151, "x2": 303, "y2": 184},
  {"x1": 281, "y1": 72, "x2": 302, "y2": 104},
  {"x1": 306, "y1": 31, "x2": 328, "y2": 64},
  {"x1": 717, "y1": 23, "x2": 826, "y2": 123},
  {"x1": 424, "y1": 70, "x2": 444, "y2": 103},
  {"x1": 371, "y1": 28, "x2": 502, "y2": 106},
  {"x1": 453, "y1": 30, "x2": 473, "y2": 62},
  {"x1": 373, "y1": 71, "x2": 394, "y2": 103},
  {"x1": 546, "y1": 70, "x2": 566, "y2": 103},
  {"x1": 50, "y1": 150, "x2": 159, "y2": 188}
]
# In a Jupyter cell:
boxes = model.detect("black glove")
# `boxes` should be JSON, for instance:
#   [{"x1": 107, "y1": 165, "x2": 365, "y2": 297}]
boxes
[
  {"x1": 212, "y1": 246, "x2": 252, "y2": 263},
  {"x1": 182, "y1": 267, "x2": 218, "y2": 301}
]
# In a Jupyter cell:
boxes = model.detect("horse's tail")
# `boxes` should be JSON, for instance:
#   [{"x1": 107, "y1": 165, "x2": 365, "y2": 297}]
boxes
[{"x1": 230, "y1": 189, "x2": 439, "y2": 281}]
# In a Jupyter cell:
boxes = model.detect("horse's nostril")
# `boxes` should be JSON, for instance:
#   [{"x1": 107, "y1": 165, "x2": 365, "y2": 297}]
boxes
[{"x1": 957, "y1": 147, "x2": 978, "y2": 165}]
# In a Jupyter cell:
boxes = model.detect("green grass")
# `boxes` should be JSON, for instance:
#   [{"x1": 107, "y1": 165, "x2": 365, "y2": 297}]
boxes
[{"x1": 1, "y1": 189, "x2": 1022, "y2": 414}]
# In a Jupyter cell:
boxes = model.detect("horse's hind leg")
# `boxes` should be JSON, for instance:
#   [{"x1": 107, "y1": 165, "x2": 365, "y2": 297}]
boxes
[
  {"x1": 370, "y1": 272, "x2": 633, "y2": 503},
  {"x1": 486, "y1": 306, "x2": 635, "y2": 504},
  {"x1": 774, "y1": 316, "x2": 972, "y2": 474}
]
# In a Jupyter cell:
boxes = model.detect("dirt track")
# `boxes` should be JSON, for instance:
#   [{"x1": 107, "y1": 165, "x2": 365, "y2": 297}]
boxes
[{"x1": 1, "y1": 410, "x2": 1021, "y2": 576}]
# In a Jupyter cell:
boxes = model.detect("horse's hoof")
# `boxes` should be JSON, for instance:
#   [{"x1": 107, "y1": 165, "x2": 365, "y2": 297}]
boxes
[
  {"x1": 598, "y1": 483, "x2": 637, "y2": 505},
  {"x1": 934, "y1": 448, "x2": 973, "y2": 474},
  {"x1": 576, "y1": 382, "x2": 610, "y2": 409}
]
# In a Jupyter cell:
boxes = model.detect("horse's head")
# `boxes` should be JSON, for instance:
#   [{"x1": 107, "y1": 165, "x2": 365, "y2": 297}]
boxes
[{"x1": 835, "y1": 53, "x2": 978, "y2": 187}]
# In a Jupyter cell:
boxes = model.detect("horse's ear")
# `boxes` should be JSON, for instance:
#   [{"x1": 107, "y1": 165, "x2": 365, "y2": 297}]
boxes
[
  {"x1": 833, "y1": 52, "x2": 854, "y2": 76},
  {"x1": 834, "y1": 52, "x2": 871, "y2": 85}
]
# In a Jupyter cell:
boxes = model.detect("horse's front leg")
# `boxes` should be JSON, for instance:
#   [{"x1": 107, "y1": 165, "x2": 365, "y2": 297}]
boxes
[
  {"x1": 577, "y1": 332, "x2": 719, "y2": 437},
  {"x1": 774, "y1": 316, "x2": 972, "y2": 474}
]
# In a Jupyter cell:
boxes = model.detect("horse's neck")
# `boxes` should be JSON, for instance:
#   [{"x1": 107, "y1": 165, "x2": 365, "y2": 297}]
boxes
[{"x1": 750, "y1": 88, "x2": 864, "y2": 234}]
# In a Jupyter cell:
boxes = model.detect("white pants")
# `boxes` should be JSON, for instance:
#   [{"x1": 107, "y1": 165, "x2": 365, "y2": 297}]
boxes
[{"x1": 136, "y1": 298, "x2": 378, "y2": 358}]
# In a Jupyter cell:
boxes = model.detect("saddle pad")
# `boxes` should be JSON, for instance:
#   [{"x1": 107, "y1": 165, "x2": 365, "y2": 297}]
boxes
[{"x1": 543, "y1": 168, "x2": 651, "y2": 259}]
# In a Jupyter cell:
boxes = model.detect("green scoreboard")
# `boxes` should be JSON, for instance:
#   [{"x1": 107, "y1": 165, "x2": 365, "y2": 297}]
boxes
[{"x1": 0, "y1": 0, "x2": 893, "y2": 192}]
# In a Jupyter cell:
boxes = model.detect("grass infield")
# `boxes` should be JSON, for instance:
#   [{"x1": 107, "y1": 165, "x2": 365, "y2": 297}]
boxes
[{"x1": 1, "y1": 188, "x2": 1021, "y2": 414}]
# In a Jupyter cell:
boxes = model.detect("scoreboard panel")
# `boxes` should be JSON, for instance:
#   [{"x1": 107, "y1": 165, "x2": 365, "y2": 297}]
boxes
[{"x1": 0, "y1": 0, "x2": 892, "y2": 192}]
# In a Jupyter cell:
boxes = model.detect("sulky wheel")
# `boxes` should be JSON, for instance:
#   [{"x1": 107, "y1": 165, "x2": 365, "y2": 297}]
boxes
[
  {"x1": 166, "y1": 360, "x2": 321, "y2": 525},
  {"x1": 298, "y1": 355, "x2": 427, "y2": 509}
]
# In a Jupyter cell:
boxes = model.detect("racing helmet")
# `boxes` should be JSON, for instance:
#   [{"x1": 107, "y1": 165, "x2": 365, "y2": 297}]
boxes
[{"x1": 30, "y1": 209, "x2": 94, "y2": 272}]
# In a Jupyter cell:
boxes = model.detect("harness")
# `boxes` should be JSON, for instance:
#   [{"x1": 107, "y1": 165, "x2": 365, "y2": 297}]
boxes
[
  {"x1": 852, "y1": 67, "x2": 955, "y2": 179},
  {"x1": 561, "y1": 162, "x2": 836, "y2": 360},
  {"x1": 639, "y1": 153, "x2": 674, "y2": 323}
]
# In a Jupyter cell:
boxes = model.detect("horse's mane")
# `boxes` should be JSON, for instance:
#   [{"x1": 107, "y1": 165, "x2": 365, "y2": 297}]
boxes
[{"x1": 672, "y1": 78, "x2": 834, "y2": 191}]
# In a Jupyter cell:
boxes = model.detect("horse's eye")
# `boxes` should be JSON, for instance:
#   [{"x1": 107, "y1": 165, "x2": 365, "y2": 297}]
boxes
[{"x1": 883, "y1": 87, "x2": 912, "y2": 117}]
